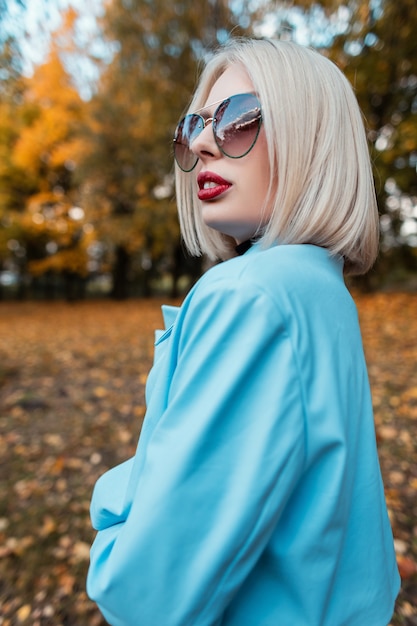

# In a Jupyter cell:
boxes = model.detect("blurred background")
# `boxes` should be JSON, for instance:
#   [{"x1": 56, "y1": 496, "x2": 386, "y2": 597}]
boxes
[
  {"x1": 1, "y1": 0, "x2": 417, "y2": 301},
  {"x1": 0, "y1": 1, "x2": 416, "y2": 625}
]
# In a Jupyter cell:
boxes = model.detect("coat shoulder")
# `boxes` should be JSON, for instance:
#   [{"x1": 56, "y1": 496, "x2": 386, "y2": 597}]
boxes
[{"x1": 197, "y1": 244, "x2": 345, "y2": 303}]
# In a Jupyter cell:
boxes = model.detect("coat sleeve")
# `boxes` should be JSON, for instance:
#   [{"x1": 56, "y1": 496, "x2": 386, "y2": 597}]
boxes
[{"x1": 87, "y1": 276, "x2": 306, "y2": 626}]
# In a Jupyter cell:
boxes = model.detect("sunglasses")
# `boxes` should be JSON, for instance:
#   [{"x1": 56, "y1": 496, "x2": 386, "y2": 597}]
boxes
[{"x1": 173, "y1": 92, "x2": 263, "y2": 172}]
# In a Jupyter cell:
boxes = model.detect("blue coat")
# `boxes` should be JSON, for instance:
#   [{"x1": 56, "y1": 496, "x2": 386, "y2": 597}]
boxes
[{"x1": 87, "y1": 243, "x2": 400, "y2": 626}]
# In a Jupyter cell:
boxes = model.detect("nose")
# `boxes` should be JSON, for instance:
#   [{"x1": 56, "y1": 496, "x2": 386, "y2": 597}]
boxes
[
  {"x1": 190, "y1": 117, "x2": 221, "y2": 162},
  {"x1": 202, "y1": 117, "x2": 214, "y2": 128}
]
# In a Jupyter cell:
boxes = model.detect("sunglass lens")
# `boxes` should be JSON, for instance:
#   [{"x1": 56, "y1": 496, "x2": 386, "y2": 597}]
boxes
[
  {"x1": 173, "y1": 93, "x2": 262, "y2": 171},
  {"x1": 174, "y1": 114, "x2": 202, "y2": 172},
  {"x1": 215, "y1": 94, "x2": 261, "y2": 159}
]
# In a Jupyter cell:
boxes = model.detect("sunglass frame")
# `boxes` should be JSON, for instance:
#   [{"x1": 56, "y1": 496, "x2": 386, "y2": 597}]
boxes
[{"x1": 173, "y1": 92, "x2": 263, "y2": 173}]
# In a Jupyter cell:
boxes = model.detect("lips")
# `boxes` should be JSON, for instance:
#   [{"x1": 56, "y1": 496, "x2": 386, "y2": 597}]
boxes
[{"x1": 197, "y1": 171, "x2": 232, "y2": 201}]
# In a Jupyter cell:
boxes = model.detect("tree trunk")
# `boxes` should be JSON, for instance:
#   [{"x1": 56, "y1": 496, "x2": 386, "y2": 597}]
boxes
[{"x1": 111, "y1": 245, "x2": 131, "y2": 300}]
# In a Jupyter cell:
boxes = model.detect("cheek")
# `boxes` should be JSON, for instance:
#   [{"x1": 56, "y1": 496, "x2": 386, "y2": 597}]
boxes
[
  {"x1": 246, "y1": 140, "x2": 274, "y2": 226},
  {"x1": 252, "y1": 140, "x2": 272, "y2": 204},
  {"x1": 254, "y1": 129, "x2": 270, "y2": 171}
]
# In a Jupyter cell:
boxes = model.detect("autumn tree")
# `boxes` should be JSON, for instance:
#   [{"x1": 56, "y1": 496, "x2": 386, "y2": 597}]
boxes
[
  {"x1": 0, "y1": 0, "x2": 28, "y2": 296},
  {"x1": 328, "y1": 0, "x2": 417, "y2": 278},
  {"x1": 4, "y1": 10, "x2": 96, "y2": 299},
  {"x1": 77, "y1": 0, "x2": 258, "y2": 298},
  {"x1": 259, "y1": 0, "x2": 417, "y2": 283}
]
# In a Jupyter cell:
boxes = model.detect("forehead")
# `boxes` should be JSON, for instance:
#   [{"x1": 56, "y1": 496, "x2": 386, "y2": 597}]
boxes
[{"x1": 203, "y1": 64, "x2": 254, "y2": 111}]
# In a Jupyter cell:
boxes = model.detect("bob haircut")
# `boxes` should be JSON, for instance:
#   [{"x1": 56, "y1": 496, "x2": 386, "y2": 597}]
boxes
[{"x1": 175, "y1": 38, "x2": 379, "y2": 275}]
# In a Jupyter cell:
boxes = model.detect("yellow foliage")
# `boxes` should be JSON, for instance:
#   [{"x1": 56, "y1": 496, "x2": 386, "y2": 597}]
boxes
[
  {"x1": 29, "y1": 246, "x2": 90, "y2": 277},
  {"x1": 12, "y1": 27, "x2": 86, "y2": 178},
  {"x1": 13, "y1": 111, "x2": 71, "y2": 173},
  {"x1": 49, "y1": 136, "x2": 87, "y2": 170}
]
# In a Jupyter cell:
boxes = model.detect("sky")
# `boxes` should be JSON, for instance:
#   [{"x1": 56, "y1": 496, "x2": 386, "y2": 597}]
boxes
[
  {"x1": 14, "y1": 0, "x2": 341, "y2": 82},
  {"x1": 13, "y1": 0, "x2": 351, "y2": 74},
  {"x1": 15, "y1": 0, "x2": 105, "y2": 97},
  {"x1": 15, "y1": 0, "x2": 343, "y2": 69}
]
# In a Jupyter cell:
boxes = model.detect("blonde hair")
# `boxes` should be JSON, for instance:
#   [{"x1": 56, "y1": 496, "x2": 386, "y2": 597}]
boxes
[{"x1": 175, "y1": 38, "x2": 379, "y2": 275}]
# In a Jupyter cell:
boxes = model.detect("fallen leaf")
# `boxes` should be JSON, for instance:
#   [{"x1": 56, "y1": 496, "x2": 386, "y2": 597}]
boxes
[{"x1": 397, "y1": 555, "x2": 417, "y2": 580}]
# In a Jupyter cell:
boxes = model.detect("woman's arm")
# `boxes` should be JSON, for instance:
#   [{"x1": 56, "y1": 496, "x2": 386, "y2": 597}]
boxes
[{"x1": 87, "y1": 276, "x2": 306, "y2": 626}]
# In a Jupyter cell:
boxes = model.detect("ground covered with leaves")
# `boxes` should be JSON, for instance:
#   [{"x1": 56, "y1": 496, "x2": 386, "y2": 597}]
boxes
[{"x1": 0, "y1": 293, "x2": 416, "y2": 625}]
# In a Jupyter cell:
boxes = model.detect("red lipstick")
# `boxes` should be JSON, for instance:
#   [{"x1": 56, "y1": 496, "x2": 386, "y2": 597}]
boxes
[{"x1": 197, "y1": 171, "x2": 232, "y2": 201}]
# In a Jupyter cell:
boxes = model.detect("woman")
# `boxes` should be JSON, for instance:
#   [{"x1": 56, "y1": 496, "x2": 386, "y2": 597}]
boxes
[{"x1": 87, "y1": 38, "x2": 400, "y2": 625}]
